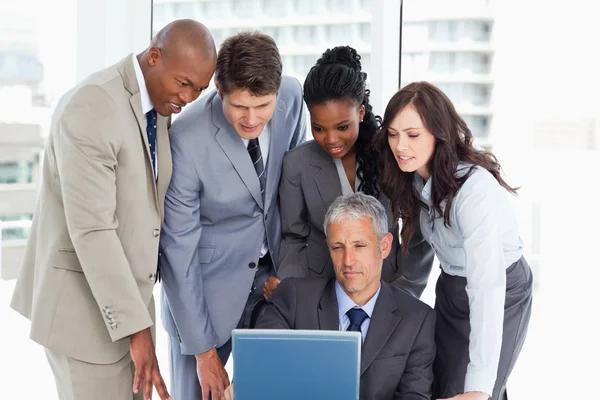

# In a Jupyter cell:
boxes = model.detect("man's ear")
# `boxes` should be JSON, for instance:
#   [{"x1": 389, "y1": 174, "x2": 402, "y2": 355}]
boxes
[
  {"x1": 214, "y1": 78, "x2": 221, "y2": 98},
  {"x1": 380, "y1": 232, "x2": 393, "y2": 259},
  {"x1": 147, "y1": 46, "x2": 162, "y2": 67}
]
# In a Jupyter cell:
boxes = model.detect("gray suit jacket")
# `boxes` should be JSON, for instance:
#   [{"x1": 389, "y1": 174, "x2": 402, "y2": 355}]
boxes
[
  {"x1": 159, "y1": 76, "x2": 306, "y2": 355},
  {"x1": 256, "y1": 278, "x2": 436, "y2": 400},
  {"x1": 10, "y1": 55, "x2": 170, "y2": 363},
  {"x1": 277, "y1": 140, "x2": 434, "y2": 298}
]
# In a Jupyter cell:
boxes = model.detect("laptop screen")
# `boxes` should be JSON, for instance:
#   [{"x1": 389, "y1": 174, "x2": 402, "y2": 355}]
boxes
[{"x1": 232, "y1": 329, "x2": 361, "y2": 400}]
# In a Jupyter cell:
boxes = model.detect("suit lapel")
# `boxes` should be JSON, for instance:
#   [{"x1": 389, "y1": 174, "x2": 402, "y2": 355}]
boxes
[
  {"x1": 360, "y1": 283, "x2": 402, "y2": 376},
  {"x1": 263, "y1": 98, "x2": 286, "y2": 212},
  {"x1": 310, "y1": 145, "x2": 343, "y2": 212},
  {"x1": 212, "y1": 96, "x2": 264, "y2": 209},
  {"x1": 118, "y1": 55, "x2": 159, "y2": 202},
  {"x1": 156, "y1": 115, "x2": 171, "y2": 220},
  {"x1": 317, "y1": 280, "x2": 340, "y2": 331}
]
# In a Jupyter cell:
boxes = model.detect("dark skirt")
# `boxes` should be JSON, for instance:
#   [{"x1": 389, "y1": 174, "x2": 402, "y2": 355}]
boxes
[{"x1": 432, "y1": 257, "x2": 533, "y2": 400}]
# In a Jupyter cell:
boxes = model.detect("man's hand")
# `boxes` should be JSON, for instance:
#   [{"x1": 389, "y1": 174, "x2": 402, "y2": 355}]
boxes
[
  {"x1": 438, "y1": 391, "x2": 489, "y2": 400},
  {"x1": 224, "y1": 383, "x2": 234, "y2": 400},
  {"x1": 262, "y1": 276, "x2": 281, "y2": 299},
  {"x1": 130, "y1": 327, "x2": 171, "y2": 400},
  {"x1": 196, "y1": 348, "x2": 230, "y2": 400}
]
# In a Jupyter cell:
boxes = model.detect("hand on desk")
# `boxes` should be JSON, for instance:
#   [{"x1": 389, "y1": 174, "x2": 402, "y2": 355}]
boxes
[
  {"x1": 196, "y1": 348, "x2": 230, "y2": 400},
  {"x1": 263, "y1": 276, "x2": 281, "y2": 299},
  {"x1": 438, "y1": 391, "x2": 489, "y2": 400}
]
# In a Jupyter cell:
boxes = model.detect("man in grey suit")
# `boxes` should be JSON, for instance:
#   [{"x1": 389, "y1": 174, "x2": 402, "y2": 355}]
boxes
[
  {"x1": 255, "y1": 193, "x2": 436, "y2": 400},
  {"x1": 10, "y1": 20, "x2": 216, "y2": 400},
  {"x1": 159, "y1": 31, "x2": 306, "y2": 399}
]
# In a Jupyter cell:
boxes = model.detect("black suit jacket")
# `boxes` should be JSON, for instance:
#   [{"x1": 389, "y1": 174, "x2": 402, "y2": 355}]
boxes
[
  {"x1": 276, "y1": 140, "x2": 434, "y2": 298},
  {"x1": 255, "y1": 277, "x2": 436, "y2": 400}
]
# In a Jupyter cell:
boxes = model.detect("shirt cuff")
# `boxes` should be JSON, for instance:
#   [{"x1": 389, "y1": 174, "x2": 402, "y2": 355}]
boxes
[{"x1": 464, "y1": 363, "x2": 496, "y2": 398}]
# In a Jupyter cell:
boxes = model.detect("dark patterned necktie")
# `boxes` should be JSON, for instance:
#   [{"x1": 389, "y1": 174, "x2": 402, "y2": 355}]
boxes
[
  {"x1": 247, "y1": 138, "x2": 265, "y2": 196},
  {"x1": 145, "y1": 109, "x2": 157, "y2": 180},
  {"x1": 346, "y1": 308, "x2": 368, "y2": 332},
  {"x1": 146, "y1": 109, "x2": 160, "y2": 280}
]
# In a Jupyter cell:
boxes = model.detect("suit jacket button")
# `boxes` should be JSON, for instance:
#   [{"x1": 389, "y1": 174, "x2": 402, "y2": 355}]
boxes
[
  {"x1": 153, "y1": 229, "x2": 160, "y2": 237},
  {"x1": 248, "y1": 262, "x2": 256, "y2": 269}
]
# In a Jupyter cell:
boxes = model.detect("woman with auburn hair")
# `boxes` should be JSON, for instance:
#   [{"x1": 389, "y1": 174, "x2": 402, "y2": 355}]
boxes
[{"x1": 373, "y1": 81, "x2": 533, "y2": 400}]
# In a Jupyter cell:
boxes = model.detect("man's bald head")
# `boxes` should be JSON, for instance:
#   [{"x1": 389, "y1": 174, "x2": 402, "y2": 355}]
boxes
[
  {"x1": 139, "y1": 19, "x2": 217, "y2": 116},
  {"x1": 151, "y1": 19, "x2": 216, "y2": 63}
]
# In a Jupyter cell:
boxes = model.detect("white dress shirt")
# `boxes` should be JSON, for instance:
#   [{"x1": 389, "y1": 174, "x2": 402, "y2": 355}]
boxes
[
  {"x1": 132, "y1": 54, "x2": 157, "y2": 176},
  {"x1": 335, "y1": 281, "x2": 381, "y2": 344},
  {"x1": 415, "y1": 164, "x2": 523, "y2": 396},
  {"x1": 241, "y1": 122, "x2": 271, "y2": 257}
]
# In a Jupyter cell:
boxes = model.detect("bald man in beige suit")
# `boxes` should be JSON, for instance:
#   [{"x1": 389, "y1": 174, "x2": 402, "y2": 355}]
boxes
[{"x1": 10, "y1": 20, "x2": 216, "y2": 400}]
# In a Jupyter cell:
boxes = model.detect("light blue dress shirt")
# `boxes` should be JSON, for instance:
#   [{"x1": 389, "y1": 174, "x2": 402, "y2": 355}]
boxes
[
  {"x1": 415, "y1": 164, "x2": 523, "y2": 396},
  {"x1": 335, "y1": 281, "x2": 381, "y2": 344}
]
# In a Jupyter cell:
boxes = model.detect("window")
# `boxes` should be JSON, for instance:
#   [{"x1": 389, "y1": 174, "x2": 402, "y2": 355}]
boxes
[
  {"x1": 0, "y1": 214, "x2": 33, "y2": 241},
  {"x1": 263, "y1": 0, "x2": 288, "y2": 18},
  {"x1": 294, "y1": 0, "x2": 325, "y2": 16},
  {"x1": 295, "y1": 25, "x2": 317, "y2": 45},
  {"x1": 0, "y1": 162, "x2": 34, "y2": 184},
  {"x1": 2, "y1": 0, "x2": 76, "y2": 397},
  {"x1": 172, "y1": 2, "x2": 195, "y2": 19},
  {"x1": 327, "y1": 24, "x2": 354, "y2": 44}
]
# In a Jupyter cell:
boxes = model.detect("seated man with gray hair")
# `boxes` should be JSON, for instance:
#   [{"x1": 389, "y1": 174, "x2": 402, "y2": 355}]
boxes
[{"x1": 255, "y1": 192, "x2": 436, "y2": 400}]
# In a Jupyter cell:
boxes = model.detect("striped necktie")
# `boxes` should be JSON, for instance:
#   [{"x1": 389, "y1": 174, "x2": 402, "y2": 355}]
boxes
[{"x1": 247, "y1": 138, "x2": 265, "y2": 196}]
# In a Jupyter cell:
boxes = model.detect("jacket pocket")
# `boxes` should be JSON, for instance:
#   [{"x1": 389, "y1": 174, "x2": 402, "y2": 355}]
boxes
[
  {"x1": 370, "y1": 354, "x2": 409, "y2": 372},
  {"x1": 52, "y1": 248, "x2": 83, "y2": 272}
]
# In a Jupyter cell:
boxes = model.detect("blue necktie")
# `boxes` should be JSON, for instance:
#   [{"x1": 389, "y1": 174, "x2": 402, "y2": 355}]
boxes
[
  {"x1": 145, "y1": 109, "x2": 157, "y2": 179},
  {"x1": 346, "y1": 308, "x2": 368, "y2": 332}
]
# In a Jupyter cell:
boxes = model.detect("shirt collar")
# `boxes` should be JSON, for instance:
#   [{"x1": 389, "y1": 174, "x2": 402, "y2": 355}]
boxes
[
  {"x1": 414, "y1": 173, "x2": 432, "y2": 204},
  {"x1": 131, "y1": 54, "x2": 154, "y2": 115},
  {"x1": 335, "y1": 280, "x2": 381, "y2": 321},
  {"x1": 414, "y1": 162, "x2": 475, "y2": 205},
  {"x1": 241, "y1": 121, "x2": 270, "y2": 147}
]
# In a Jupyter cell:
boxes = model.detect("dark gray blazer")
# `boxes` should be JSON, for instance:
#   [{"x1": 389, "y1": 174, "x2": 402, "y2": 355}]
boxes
[
  {"x1": 256, "y1": 278, "x2": 436, "y2": 400},
  {"x1": 159, "y1": 76, "x2": 306, "y2": 356},
  {"x1": 277, "y1": 140, "x2": 434, "y2": 297}
]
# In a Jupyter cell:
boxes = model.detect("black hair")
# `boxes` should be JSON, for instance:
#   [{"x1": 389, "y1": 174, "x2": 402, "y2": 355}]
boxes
[{"x1": 303, "y1": 46, "x2": 381, "y2": 198}]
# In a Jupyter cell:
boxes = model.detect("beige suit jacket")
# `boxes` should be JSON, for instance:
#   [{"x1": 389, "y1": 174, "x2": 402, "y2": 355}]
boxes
[{"x1": 10, "y1": 55, "x2": 172, "y2": 364}]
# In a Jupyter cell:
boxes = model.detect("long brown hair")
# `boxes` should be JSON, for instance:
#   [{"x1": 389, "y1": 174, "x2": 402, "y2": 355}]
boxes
[{"x1": 373, "y1": 82, "x2": 517, "y2": 253}]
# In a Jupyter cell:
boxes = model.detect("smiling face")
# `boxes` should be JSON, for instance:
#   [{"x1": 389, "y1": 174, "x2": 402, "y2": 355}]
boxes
[
  {"x1": 309, "y1": 100, "x2": 365, "y2": 159},
  {"x1": 327, "y1": 216, "x2": 392, "y2": 303},
  {"x1": 143, "y1": 46, "x2": 216, "y2": 117},
  {"x1": 219, "y1": 87, "x2": 277, "y2": 140},
  {"x1": 386, "y1": 105, "x2": 436, "y2": 181}
]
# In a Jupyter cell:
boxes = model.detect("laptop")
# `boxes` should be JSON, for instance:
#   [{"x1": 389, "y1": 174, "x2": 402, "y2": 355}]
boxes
[{"x1": 232, "y1": 329, "x2": 361, "y2": 400}]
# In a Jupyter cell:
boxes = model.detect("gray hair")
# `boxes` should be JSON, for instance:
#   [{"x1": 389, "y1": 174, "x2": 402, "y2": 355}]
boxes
[{"x1": 324, "y1": 192, "x2": 388, "y2": 240}]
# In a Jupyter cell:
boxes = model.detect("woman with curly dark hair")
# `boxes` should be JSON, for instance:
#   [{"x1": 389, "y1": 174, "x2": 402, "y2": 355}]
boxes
[
  {"x1": 373, "y1": 81, "x2": 533, "y2": 400},
  {"x1": 263, "y1": 46, "x2": 433, "y2": 298}
]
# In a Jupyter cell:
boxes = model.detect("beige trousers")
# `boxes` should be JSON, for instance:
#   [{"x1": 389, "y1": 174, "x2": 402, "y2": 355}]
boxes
[{"x1": 45, "y1": 347, "x2": 143, "y2": 400}]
